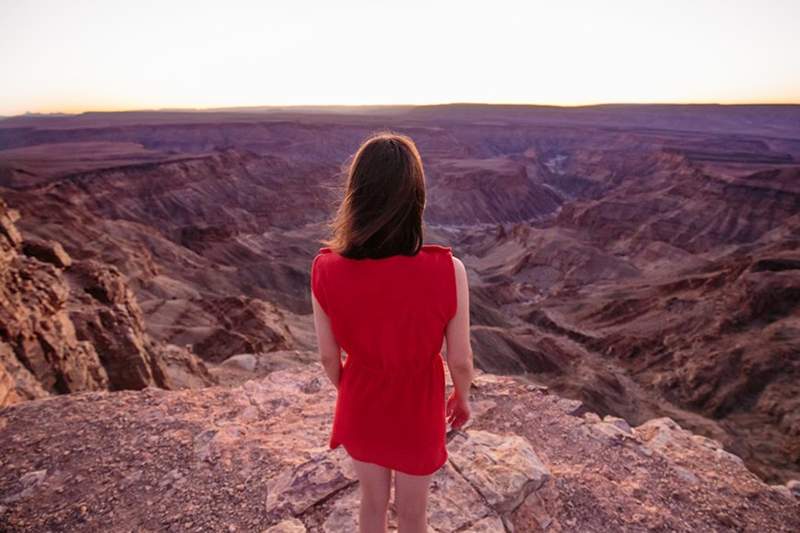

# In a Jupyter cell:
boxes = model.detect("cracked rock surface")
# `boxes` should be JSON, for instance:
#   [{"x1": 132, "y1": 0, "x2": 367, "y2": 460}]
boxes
[{"x1": 1, "y1": 363, "x2": 798, "y2": 532}]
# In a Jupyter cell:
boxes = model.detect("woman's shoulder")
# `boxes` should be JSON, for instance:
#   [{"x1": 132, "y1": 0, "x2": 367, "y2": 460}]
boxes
[
  {"x1": 312, "y1": 247, "x2": 333, "y2": 272},
  {"x1": 316, "y1": 244, "x2": 452, "y2": 256},
  {"x1": 421, "y1": 243, "x2": 453, "y2": 255}
]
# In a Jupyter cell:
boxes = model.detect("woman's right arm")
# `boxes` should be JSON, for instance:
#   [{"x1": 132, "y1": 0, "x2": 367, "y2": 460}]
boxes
[{"x1": 444, "y1": 256, "x2": 474, "y2": 428}]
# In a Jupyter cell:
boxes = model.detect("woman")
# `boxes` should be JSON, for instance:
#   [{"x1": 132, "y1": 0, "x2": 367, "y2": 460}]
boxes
[{"x1": 310, "y1": 130, "x2": 474, "y2": 533}]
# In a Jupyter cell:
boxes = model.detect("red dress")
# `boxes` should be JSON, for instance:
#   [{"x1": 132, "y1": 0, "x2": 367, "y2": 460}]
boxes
[{"x1": 310, "y1": 243, "x2": 457, "y2": 475}]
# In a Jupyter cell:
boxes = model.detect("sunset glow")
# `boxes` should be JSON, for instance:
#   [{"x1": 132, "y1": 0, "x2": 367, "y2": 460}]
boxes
[{"x1": 1, "y1": 0, "x2": 799, "y2": 115}]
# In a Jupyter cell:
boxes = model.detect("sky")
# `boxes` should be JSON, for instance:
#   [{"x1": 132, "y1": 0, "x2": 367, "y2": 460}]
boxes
[{"x1": 1, "y1": 0, "x2": 799, "y2": 115}]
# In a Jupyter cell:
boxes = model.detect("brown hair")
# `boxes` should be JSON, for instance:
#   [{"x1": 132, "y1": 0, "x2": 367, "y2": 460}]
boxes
[{"x1": 321, "y1": 130, "x2": 426, "y2": 259}]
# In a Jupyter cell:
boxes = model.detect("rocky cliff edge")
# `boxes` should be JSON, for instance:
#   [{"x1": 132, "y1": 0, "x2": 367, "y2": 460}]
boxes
[{"x1": 1, "y1": 363, "x2": 798, "y2": 532}]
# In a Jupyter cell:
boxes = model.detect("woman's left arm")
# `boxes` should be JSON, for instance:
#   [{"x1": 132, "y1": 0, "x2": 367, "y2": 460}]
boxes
[{"x1": 311, "y1": 291, "x2": 342, "y2": 389}]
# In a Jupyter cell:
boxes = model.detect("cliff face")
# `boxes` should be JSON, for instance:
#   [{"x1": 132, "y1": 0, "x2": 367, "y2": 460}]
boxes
[
  {"x1": 0, "y1": 363, "x2": 797, "y2": 532},
  {"x1": 0, "y1": 198, "x2": 216, "y2": 408},
  {"x1": 2, "y1": 149, "x2": 325, "y2": 361}
]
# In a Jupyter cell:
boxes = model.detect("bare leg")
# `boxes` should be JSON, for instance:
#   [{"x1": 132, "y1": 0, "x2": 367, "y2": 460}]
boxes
[
  {"x1": 351, "y1": 456, "x2": 392, "y2": 533},
  {"x1": 394, "y1": 469, "x2": 433, "y2": 533}
]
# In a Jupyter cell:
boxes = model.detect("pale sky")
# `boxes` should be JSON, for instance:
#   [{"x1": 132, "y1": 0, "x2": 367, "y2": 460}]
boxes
[{"x1": 1, "y1": 0, "x2": 799, "y2": 115}]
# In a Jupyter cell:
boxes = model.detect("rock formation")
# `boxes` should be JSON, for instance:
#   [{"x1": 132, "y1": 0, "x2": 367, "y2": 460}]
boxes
[{"x1": 0, "y1": 197, "x2": 216, "y2": 408}]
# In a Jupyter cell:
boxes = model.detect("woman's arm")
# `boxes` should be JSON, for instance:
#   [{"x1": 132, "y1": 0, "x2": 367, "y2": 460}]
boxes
[
  {"x1": 312, "y1": 291, "x2": 342, "y2": 389},
  {"x1": 444, "y1": 256, "x2": 475, "y2": 402}
]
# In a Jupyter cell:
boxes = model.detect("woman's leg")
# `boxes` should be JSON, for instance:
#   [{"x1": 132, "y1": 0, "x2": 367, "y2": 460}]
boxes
[
  {"x1": 394, "y1": 470, "x2": 433, "y2": 533},
  {"x1": 351, "y1": 457, "x2": 392, "y2": 533}
]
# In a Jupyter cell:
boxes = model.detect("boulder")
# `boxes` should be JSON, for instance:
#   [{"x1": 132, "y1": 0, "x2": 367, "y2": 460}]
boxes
[
  {"x1": 22, "y1": 238, "x2": 72, "y2": 268},
  {"x1": 448, "y1": 429, "x2": 551, "y2": 514},
  {"x1": 262, "y1": 518, "x2": 307, "y2": 532}
]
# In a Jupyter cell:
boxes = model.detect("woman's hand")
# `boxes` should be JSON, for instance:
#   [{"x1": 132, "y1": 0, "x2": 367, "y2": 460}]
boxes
[{"x1": 446, "y1": 390, "x2": 471, "y2": 429}]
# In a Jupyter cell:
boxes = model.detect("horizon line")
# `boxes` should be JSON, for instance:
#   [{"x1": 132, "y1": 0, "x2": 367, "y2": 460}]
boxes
[{"x1": 4, "y1": 100, "x2": 800, "y2": 118}]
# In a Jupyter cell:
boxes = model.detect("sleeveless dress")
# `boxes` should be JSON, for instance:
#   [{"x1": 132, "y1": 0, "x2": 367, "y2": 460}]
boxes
[{"x1": 310, "y1": 243, "x2": 458, "y2": 476}]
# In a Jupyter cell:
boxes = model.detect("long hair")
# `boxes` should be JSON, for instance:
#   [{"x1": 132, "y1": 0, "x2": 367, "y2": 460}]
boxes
[{"x1": 321, "y1": 130, "x2": 426, "y2": 259}]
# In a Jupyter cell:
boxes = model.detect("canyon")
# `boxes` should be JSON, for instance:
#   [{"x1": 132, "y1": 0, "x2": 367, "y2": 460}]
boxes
[{"x1": 0, "y1": 104, "x2": 798, "y2": 530}]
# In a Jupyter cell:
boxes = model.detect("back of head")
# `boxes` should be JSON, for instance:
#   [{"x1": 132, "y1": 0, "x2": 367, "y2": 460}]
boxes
[{"x1": 322, "y1": 130, "x2": 426, "y2": 259}]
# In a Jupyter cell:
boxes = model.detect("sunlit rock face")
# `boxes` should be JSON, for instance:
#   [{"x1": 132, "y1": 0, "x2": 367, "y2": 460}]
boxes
[
  {"x1": 0, "y1": 197, "x2": 216, "y2": 407},
  {"x1": 1, "y1": 363, "x2": 797, "y2": 532}
]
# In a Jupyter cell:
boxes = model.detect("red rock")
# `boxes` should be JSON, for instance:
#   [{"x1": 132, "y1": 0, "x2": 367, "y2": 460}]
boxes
[{"x1": 22, "y1": 238, "x2": 72, "y2": 268}]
